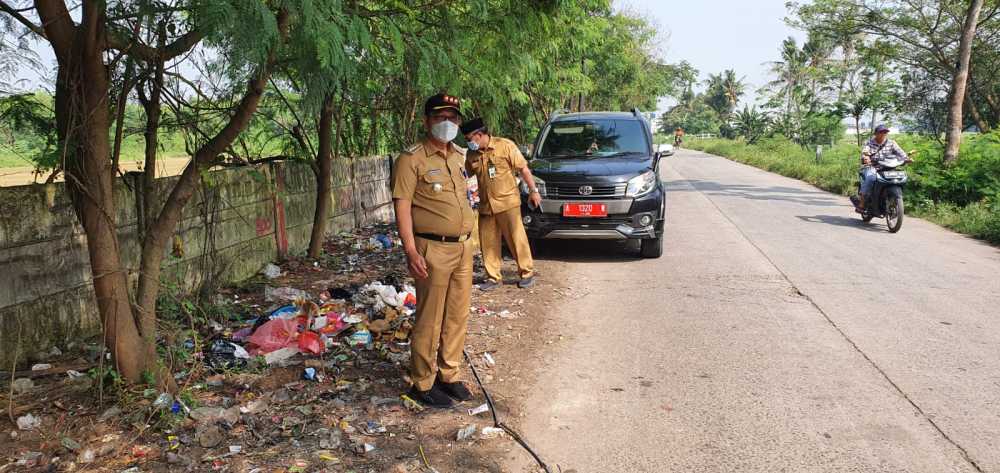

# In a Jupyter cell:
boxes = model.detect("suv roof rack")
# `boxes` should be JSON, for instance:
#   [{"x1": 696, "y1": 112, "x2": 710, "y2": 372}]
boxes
[{"x1": 631, "y1": 107, "x2": 642, "y2": 118}]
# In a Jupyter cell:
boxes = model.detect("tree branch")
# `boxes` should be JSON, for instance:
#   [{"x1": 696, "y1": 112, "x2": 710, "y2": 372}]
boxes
[
  {"x1": 34, "y1": 0, "x2": 75, "y2": 56},
  {"x1": 106, "y1": 27, "x2": 203, "y2": 61},
  {"x1": 0, "y1": 1, "x2": 44, "y2": 37}
]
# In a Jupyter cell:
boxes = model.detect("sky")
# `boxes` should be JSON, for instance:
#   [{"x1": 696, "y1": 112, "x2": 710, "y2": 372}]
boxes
[{"x1": 618, "y1": 0, "x2": 806, "y2": 111}]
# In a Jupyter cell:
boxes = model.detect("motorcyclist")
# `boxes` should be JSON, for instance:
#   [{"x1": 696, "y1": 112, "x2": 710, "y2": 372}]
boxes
[
  {"x1": 851, "y1": 125, "x2": 910, "y2": 212},
  {"x1": 674, "y1": 127, "x2": 685, "y2": 147}
]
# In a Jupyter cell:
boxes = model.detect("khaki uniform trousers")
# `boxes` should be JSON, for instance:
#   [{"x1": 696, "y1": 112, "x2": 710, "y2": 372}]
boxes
[
  {"x1": 480, "y1": 206, "x2": 534, "y2": 282},
  {"x1": 410, "y1": 237, "x2": 474, "y2": 391}
]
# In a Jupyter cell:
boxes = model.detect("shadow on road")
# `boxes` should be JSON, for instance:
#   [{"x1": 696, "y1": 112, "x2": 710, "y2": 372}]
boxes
[
  {"x1": 675, "y1": 179, "x2": 843, "y2": 207},
  {"x1": 530, "y1": 239, "x2": 642, "y2": 263},
  {"x1": 796, "y1": 214, "x2": 886, "y2": 232}
]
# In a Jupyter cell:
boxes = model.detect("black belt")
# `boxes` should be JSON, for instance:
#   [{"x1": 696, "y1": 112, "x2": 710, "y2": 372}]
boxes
[{"x1": 416, "y1": 232, "x2": 471, "y2": 243}]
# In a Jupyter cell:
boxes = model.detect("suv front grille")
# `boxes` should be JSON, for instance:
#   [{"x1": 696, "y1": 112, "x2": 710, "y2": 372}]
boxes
[{"x1": 549, "y1": 183, "x2": 626, "y2": 198}]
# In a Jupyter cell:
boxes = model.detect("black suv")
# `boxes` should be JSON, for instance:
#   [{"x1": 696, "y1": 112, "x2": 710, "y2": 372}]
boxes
[{"x1": 520, "y1": 109, "x2": 665, "y2": 258}]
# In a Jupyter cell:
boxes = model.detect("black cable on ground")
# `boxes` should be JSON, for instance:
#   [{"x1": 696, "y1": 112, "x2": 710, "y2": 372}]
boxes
[{"x1": 464, "y1": 349, "x2": 554, "y2": 473}]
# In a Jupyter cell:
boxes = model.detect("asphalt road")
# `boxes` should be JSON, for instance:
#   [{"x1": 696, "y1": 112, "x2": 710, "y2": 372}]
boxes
[{"x1": 506, "y1": 149, "x2": 1000, "y2": 473}]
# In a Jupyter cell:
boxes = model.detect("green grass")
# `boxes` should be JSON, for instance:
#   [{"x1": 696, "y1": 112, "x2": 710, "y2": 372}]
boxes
[{"x1": 686, "y1": 135, "x2": 1000, "y2": 245}]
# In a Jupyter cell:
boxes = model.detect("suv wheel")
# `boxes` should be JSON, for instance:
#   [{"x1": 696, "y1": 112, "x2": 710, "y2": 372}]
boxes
[{"x1": 640, "y1": 236, "x2": 662, "y2": 258}]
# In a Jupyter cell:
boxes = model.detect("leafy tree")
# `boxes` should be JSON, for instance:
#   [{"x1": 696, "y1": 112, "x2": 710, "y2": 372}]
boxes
[
  {"x1": 790, "y1": 0, "x2": 1000, "y2": 162},
  {"x1": 734, "y1": 106, "x2": 770, "y2": 144}
]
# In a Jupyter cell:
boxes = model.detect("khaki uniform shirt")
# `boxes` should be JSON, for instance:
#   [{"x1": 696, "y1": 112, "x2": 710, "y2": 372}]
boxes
[
  {"x1": 392, "y1": 140, "x2": 475, "y2": 237},
  {"x1": 466, "y1": 136, "x2": 527, "y2": 215}
]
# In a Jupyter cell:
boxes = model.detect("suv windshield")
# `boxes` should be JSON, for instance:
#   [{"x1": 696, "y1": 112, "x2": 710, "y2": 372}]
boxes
[{"x1": 538, "y1": 119, "x2": 648, "y2": 159}]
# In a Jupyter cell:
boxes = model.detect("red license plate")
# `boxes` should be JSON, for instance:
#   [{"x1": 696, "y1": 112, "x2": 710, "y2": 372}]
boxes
[{"x1": 563, "y1": 203, "x2": 608, "y2": 217}]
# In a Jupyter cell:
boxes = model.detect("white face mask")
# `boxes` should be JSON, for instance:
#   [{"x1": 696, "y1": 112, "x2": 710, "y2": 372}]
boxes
[
  {"x1": 467, "y1": 139, "x2": 480, "y2": 151},
  {"x1": 430, "y1": 120, "x2": 459, "y2": 143}
]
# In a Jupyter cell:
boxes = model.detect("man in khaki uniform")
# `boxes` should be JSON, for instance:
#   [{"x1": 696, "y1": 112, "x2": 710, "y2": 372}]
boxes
[
  {"x1": 460, "y1": 117, "x2": 541, "y2": 290},
  {"x1": 393, "y1": 93, "x2": 476, "y2": 408}
]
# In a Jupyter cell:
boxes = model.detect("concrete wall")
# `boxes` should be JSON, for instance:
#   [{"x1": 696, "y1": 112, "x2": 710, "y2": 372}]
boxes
[{"x1": 0, "y1": 157, "x2": 393, "y2": 368}]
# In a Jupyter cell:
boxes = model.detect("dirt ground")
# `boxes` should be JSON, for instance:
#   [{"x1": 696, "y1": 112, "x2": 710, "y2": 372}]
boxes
[
  {"x1": 0, "y1": 156, "x2": 191, "y2": 187},
  {"x1": 0, "y1": 224, "x2": 571, "y2": 472}
]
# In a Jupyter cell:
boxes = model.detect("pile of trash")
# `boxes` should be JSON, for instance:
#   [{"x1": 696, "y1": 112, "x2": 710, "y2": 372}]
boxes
[
  {"x1": 1, "y1": 224, "x2": 523, "y2": 471},
  {"x1": 216, "y1": 280, "x2": 417, "y2": 369}
]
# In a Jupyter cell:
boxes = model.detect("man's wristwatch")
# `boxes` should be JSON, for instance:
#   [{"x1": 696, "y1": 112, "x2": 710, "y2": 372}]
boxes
[{"x1": 529, "y1": 188, "x2": 540, "y2": 194}]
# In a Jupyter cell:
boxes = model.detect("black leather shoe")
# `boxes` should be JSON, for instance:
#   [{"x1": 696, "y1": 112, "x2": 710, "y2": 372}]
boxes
[
  {"x1": 478, "y1": 279, "x2": 500, "y2": 291},
  {"x1": 407, "y1": 385, "x2": 455, "y2": 409},
  {"x1": 517, "y1": 276, "x2": 535, "y2": 288},
  {"x1": 435, "y1": 380, "x2": 473, "y2": 401}
]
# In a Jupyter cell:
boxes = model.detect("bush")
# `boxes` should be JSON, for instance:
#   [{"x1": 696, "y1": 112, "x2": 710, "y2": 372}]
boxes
[{"x1": 687, "y1": 134, "x2": 1000, "y2": 244}]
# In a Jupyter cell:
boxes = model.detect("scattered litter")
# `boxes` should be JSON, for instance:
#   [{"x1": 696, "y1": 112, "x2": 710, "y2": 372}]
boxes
[
  {"x1": 264, "y1": 346, "x2": 300, "y2": 365},
  {"x1": 315, "y1": 449, "x2": 340, "y2": 463},
  {"x1": 298, "y1": 330, "x2": 324, "y2": 355},
  {"x1": 480, "y1": 426, "x2": 506, "y2": 438},
  {"x1": 328, "y1": 287, "x2": 354, "y2": 300},
  {"x1": 228, "y1": 445, "x2": 242, "y2": 454},
  {"x1": 456, "y1": 424, "x2": 477, "y2": 441},
  {"x1": 483, "y1": 352, "x2": 496, "y2": 366},
  {"x1": 153, "y1": 392, "x2": 174, "y2": 410},
  {"x1": 17, "y1": 413, "x2": 41, "y2": 430},
  {"x1": 364, "y1": 420, "x2": 387, "y2": 435},
  {"x1": 375, "y1": 233, "x2": 393, "y2": 249},
  {"x1": 401, "y1": 394, "x2": 424, "y2": 412},
  {"x1": 131, "y1": 444, "x2": 153, "y2": 457},
  {"x1": 265, "y1": 286, "x2": 309, "y2": 302},
  {"x1": 31, "y1": 363, "x2": 52, "y2": 371},
  {"x1": 303, "y1": 367, "x2": 318, "y2": 381},
  {"x1": 289, "y1": 459, "x2": 310, "y2": 472},
  {"x1": 78, "y1": 449, "x2": 96, "y2": 463},
  {"x1": 262, "y1": 263, "x2": 282, "y2": 279},
  {"x1": 16, "y1": 451, "x2": 42, "y2": 468},
  {"x1": 348, "y1": 329, "x2": 373, "y2": 348},
  {"x1": 12, "y1": 377, "x2": 33, "y2": 394},
  {"x1": 468, "y1": 403, "x2": 490, "y2": 416},
  {"x1": 61, "y1": 436, "x2": 82, "y2": 452},
  {"x1": 206, "y1": 340, "x2": 251, "y2": 371},
  {"x1": 353, "y1": 442, "x2": 376, "y2": 455},
  {"x1": 248, "y1": 319, "x2": 300, "y2": 355},
  {"x1": 66, "y1": 369, "x2": 84, "y2": 379}
]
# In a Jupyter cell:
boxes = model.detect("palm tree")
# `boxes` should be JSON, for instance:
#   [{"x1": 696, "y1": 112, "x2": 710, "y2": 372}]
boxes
[{"x1": 721, "y1": 69, "x2": 746, "y2": 110}]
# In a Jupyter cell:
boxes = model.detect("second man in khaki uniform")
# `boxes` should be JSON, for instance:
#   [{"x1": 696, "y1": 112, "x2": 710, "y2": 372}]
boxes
[
  {"x1": 393, "y1": 93, "x2": 476, "y2": 409},
  {"x1": 461, "y1": 117, "x2": 541, "y2": 290}
]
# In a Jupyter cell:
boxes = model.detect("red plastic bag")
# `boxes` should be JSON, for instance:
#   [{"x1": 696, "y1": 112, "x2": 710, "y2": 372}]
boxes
[
  {"x1": 298, "y1": 330, "x2": 324, "y2": 355},
  {"x1": 247, "y1": 319, "x2": 299, "y2": 355}
]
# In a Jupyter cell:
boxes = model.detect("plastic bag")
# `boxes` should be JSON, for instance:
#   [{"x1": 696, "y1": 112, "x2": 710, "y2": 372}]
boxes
[
  {"x1": 206, "y1": 340, "x2": 251, "y2": 371},
  {"x1": 265, "y1": 286, "x2": 308, "y2": 302},
  {"x1": 297, "y1": 330, "x2": 324, "y2": 355},
  {"x1": 262, "y1": 263, "x2": 281, "y2": 279},
  {"x1": 247, "y1": 319, "x2": 299, "y2": 355}
]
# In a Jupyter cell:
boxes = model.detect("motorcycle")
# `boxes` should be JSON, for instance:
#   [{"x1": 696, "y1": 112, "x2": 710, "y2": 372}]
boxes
[{"x1": 854, "y1": 155, "x2": 913, "y2": 233}]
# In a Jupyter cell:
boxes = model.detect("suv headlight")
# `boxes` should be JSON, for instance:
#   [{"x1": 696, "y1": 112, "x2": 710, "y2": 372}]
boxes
[
  {"x1": 520, "y1": 176, "x2": 546, "y2": 197},
  {"x1": 625, "y1": 170, "x2": 657, "y2": 197}
]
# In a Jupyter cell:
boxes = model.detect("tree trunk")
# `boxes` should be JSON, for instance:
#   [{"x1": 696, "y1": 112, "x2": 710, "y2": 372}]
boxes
[
  {"x1": 854, "y1": 115, "x2": 862, "y2": 147},
  {"x1": 964, "y1": 87, "x2": 990, "y2": 133},
  {"x1": 132, "y1": 11, "x2": 289, "y2": 364},
  {"x1": 944, "y1": 0, "x2": 985, "y2": 163},
  {"x1": 308, "y1": 95, "x2": 335, "y2": 258},
  {"x1": 138, "y1": 26, "x2": 166, "y2": 238},
  {"x1": 48, "y1": 1, "x2": 151, "y2": 384}
]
